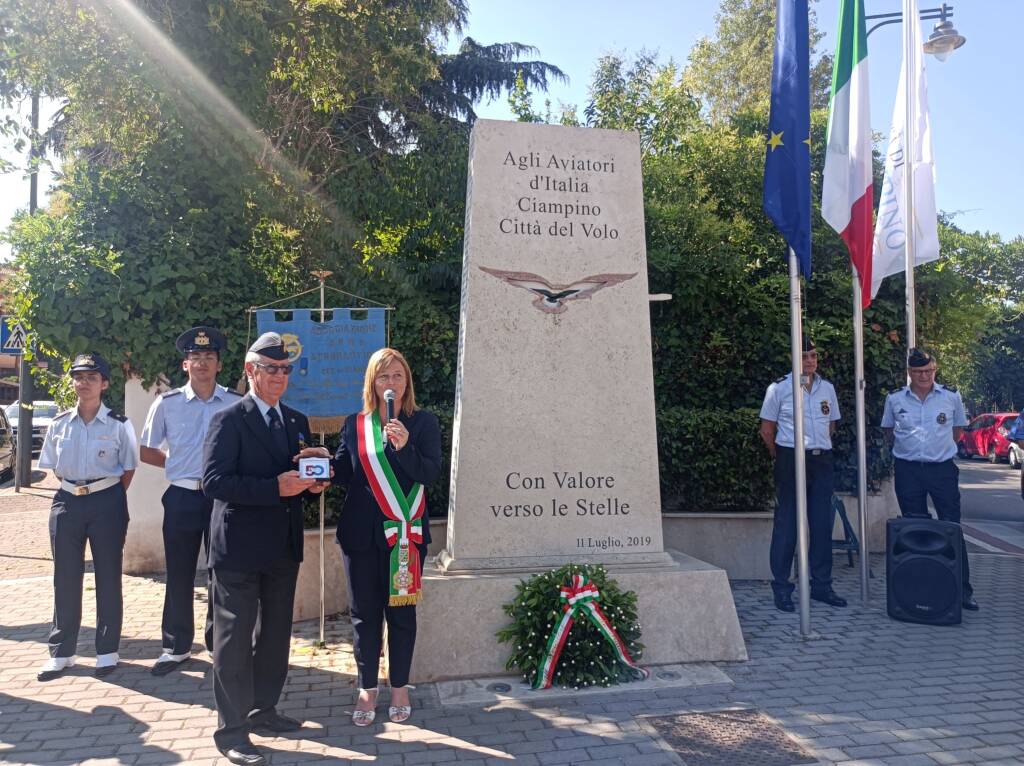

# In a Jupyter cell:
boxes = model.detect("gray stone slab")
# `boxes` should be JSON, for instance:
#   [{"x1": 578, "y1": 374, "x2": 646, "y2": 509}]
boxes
[{"x1": 435, "y1": 663, "x2": 732, "y2": 706}]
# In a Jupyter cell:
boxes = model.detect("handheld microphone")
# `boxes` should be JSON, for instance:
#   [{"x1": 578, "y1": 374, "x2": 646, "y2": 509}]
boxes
[{"x1": 383, "y1": 389, "x2": 396, "y2": 448}]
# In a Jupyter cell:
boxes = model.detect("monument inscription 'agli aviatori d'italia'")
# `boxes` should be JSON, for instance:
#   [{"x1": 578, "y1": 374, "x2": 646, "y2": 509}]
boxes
[{"x1": 440, "y1": 119, "x2": 669, "y2": 572}]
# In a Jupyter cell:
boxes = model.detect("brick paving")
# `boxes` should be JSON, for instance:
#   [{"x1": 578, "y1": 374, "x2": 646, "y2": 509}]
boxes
[
  {"x1": 0, "y1": 482, "x2": 1022, "y2": 766},
  {"x1": 0, "y1": 471, "x2": 65, "y2": 579}
]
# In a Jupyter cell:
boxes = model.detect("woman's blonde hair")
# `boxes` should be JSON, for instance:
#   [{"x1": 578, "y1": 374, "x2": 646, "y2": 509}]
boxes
[{"x1": 361, "y1": 348, "x2": 417, "y2": 416}]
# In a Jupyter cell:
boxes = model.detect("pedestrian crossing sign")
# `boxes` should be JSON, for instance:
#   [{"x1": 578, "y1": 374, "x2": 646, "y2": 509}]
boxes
[{"x1": 1, "y1": 317, "x2": 28, "y2": 354}]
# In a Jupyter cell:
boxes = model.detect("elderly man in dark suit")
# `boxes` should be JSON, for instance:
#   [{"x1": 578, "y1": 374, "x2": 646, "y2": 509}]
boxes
[{"x1": 202, "y1": 332, "x2": 329, "y2": 766}]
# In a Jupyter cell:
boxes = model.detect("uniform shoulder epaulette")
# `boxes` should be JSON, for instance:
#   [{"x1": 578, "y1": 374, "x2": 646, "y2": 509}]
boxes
[
  {"x1": 109, "y1": 412, "x2": 128, "y2": 422},
  {"x1": 161, "y1": 389, "x2": 183, "y2": 399},
  {"x1": 944, "y1": 384, "x2": 958, "y2": 393},
  {"x1": 53, "y1": 409, "x2": 72, "y2": 421},
  {"x1": 226, "y1": 389, "x2": 243, "y2": 396},
  {"x1": 775, "y1": 376, "x2": 786, "y2": 384}
]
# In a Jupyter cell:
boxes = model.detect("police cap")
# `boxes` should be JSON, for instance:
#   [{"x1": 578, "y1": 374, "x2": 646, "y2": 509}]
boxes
[
  {"x1": 802, "y1": 337, "x2": 816, "y2": 354},
  {"x1": 176, "y1": 326, "x2": 226, "y2": 355},
  {"x1": 69, "y1": 352, "x2": 111, "y2": 379},
  {"x1": 248, "y1": 331, "x2": 289, "y2": 361},
  {"x1": 907, "y1": 348, "x2": 935, "y2": 368}
]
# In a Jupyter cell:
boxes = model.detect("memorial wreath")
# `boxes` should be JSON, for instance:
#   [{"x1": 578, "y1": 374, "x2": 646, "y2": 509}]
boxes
[{"x1": 497, "y1": 564, "x2": 648, "y2": 690}]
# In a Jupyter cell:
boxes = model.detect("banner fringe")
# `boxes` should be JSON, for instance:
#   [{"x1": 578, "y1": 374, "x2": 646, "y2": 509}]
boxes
[{"x1": 309, "y1": 415, "x2": 346, "y2": 435}]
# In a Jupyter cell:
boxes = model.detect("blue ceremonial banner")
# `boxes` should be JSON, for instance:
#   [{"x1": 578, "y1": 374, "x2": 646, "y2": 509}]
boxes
[
  {"x1": 255, "y1": 308, "x2": 385, "y2": 420},
  {"x1": 763, "y1": 0, "x2": 812, "y2": 277}
]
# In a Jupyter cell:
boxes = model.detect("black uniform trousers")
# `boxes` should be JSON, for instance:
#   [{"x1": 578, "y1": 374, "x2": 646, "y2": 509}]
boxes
[
  {"x1": 770, "y1": 447, "x2": 835, "y2": 598},
  {"x1": 894, "y1": 457, "x2": 972, "y2": 596},
  {"x1": 47, "y1": 483, "x2": 129, "y2": 657},
  {"x1": 342, "y1": 542, "x2": 427, "y2": 690},
  {"x1": 161, "y1": 485, "x2": 214, "y2": 655},
  {"x1": 210, "y1": 557, "x2": 299, "y2": 748}
]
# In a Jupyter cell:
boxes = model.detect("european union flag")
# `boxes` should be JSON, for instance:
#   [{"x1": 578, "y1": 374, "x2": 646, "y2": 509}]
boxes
[{"x1": 763, "y1": 0, "x2": 812, "y2": 277}]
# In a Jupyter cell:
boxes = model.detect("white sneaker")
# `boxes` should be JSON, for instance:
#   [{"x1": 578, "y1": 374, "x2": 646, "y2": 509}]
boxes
[
  {"x1": 37, "y1": 656, "x2": 75, "y2": 680},
  {"x1": 94, "y1": 652, "x2": 120, "y2": 677},
  {"x1": 155, "y1": 651, "x2": 191, "y2": 664}
]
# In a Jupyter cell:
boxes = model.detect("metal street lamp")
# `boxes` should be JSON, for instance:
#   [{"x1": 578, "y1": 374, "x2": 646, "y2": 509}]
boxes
[
  {"x1": 922, "y1": 17, "x2": 966, "y2": 62},
  {"x1": 867, "y1": 3, "x2": 966, "y2": 58}
]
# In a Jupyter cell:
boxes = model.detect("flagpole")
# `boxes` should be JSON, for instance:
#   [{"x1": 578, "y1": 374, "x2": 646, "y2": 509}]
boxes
[
  {"x1": 788, "y1": 247, "x2": 812, "y2": 637},
  {"x1": 852, "y1": 270, "x2": 870, "y2": 601},
  {"x1": 903, "y1": 0, "x2": 917, "y2": 354}
]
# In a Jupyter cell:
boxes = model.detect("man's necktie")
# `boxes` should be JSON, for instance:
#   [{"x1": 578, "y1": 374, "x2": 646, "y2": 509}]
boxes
[{"x1": 267, "y1": 407, "x2": 289, "y2": 456}]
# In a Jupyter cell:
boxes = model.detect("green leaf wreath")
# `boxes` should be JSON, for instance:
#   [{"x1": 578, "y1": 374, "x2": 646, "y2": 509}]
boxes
[{"x1": 496, "y1": 563, "x2": 645, "y2": 690}]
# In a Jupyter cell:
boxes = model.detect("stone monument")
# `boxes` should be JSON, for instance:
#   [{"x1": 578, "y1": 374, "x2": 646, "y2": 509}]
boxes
[{"x1": 411, "y1": 120, "x2": 745, "y2": 681}]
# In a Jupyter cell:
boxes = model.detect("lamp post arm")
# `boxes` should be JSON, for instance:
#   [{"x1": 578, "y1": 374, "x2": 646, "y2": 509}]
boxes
[{"x1": 866, "y1": 5, "x2": 953, "y2": 38}]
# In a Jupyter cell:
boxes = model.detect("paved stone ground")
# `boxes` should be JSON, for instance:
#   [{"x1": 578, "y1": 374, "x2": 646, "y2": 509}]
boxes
[
  {"x1": 0, "y1": 472, "x2": 66, "y2": 580},
  {"x1": 1, "y1": 484, "x2": 1022, "y2": 766}
]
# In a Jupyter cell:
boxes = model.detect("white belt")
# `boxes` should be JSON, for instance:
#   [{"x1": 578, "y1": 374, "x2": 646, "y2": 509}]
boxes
[
  {"x1": 170, "y1": 478, "x2": 202, "y2": 491},
  {"x1": 60, "y1": 477, "x2": 120, "y2": 496}
]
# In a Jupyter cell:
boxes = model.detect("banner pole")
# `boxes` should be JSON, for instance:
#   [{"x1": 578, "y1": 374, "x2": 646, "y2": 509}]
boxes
[
  {"x1": 318, "y1": 430, "x2": 327, "y2": 647},
  {"x1": 311, "y1": 269, "x2": 332, "y2": 648},
  {"x1": 788, "y1": 248, "x2": 811, "y2": 638}
]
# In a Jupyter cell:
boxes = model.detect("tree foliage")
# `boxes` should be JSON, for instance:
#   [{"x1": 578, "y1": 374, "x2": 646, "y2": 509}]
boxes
[{"x1": 684, "y1": 0, "x2": 833, "y2": 123}]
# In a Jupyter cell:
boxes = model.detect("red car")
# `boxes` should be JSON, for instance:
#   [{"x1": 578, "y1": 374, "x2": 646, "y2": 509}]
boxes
[{"x1": 957, "y1": 412, "x2": 1019, "y2": 463}]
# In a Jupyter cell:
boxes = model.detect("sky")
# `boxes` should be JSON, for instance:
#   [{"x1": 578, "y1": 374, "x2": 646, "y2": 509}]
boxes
[{"x1": 0, "y1": 0, "x2": 1020, "y2": 260}]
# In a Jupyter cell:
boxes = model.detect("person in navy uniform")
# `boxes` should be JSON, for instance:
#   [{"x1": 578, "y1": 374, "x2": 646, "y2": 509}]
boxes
[
  {"x1": 202, "y1": 332, "x2": 328, "y2": 766},
  {"x1": 759, "y1": 340, "x2": 846, "y2": 613},
  {"x1": 882, "y1": 348, "x2": 977, "y2": 611},
  {"x1": 36, "y1": 352, "x2": 138, "y2": 681},
  {"x1": 140, "y1": 326, "x2": 240, "y2": 676},
  {"x1": 332, "y1": 348, "x2": 442, "y2": 726}
]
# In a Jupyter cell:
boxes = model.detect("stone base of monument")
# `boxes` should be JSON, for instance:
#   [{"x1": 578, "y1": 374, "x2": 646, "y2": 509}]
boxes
[{"x1": 409, "y1": 549, "x2": 747, "y2": 684}]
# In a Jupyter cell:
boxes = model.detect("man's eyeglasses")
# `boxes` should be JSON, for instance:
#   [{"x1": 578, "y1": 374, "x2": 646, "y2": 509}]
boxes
[
  {"x1": 909, "y1": 367, "x2": 936, "y2": 375},
  {"x1": 254, "y1": 362, "x2": 294, "y2": 376}
]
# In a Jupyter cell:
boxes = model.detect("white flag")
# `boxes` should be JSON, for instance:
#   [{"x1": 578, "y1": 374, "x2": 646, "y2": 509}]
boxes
[{"x1": 870, "y1": 0, "x2": 940, "y2": 299}]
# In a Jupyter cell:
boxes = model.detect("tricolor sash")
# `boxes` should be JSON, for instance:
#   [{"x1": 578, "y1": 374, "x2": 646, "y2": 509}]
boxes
[{"x1": 356, "y1": 411, "x2": 426, "y2": 606}]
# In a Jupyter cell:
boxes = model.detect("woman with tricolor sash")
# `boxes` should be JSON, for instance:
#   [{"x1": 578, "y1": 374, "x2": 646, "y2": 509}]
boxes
[{"x1": 331, "y1": 348, "x2": 442, "y2": 726}]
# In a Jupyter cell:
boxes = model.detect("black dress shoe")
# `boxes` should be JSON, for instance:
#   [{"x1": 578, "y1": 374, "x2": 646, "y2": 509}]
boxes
[
  {"x1": 37, "y1": 668, "x2": 67, "y2": 682},
  {"x1": 94, "y1": 664, "x2": 118, "y2": 678},
  {"x1": 773, "y1": 593, "x2": 795, "y2": 612},
  {"x1": 962, "y1": 595, "x2": 980, "y2": 611},
  {"x1": 217, "y1": 744, "x2": 266, "y2": 766},
  {"x1": 151, "y1": 658, "x2": 189, "y2": 677},
  {"x1": 811, "y1": 590, "x2": 848, "y2": 607},
  {"x1": 248, "y1": 711, "x2": 303, "y2": 733}
]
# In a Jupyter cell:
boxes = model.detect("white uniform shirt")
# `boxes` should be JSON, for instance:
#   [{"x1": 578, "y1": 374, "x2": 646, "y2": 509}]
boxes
[
  {"x1": 140, "y1": 383, "x2": 239, "y2": 482},
  {"x1": 39, "y1": 404, "x2": 138, "y2": 481},
  {"x1": 881, "y1": 384, "x2": 968, "y2": 462},
  {"x1": 759, "y1": 373, "x2": 841, "y2": 450}
]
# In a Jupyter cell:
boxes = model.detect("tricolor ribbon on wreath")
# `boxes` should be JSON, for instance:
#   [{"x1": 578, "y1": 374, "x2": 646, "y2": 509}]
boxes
[
  {"x1": 533, "y1": 573, "x2": 649, "y2": 690},
  {"x1": 356, "y1": 411, "x2": 425, "y2": 606}
]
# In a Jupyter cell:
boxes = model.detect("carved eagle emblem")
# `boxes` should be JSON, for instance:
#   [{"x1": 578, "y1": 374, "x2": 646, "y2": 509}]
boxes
[{"x1": 479, "y1": 266, "x2": 637, "y2": 314}]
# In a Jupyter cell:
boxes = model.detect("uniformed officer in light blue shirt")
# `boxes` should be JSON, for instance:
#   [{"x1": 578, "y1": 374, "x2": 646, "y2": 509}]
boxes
[
  {"x1": 759, "y1": 340, "x2": 846, "y2": 612},
  {"x1": 37, "y1": 352, "x2": 138, "y2": 681},
  {"x1": 140, "y1": 326, "x2": 240, "y2": 675},
  {"x1": 881, "y1": 347, "x2": 976, "y2": 610}
]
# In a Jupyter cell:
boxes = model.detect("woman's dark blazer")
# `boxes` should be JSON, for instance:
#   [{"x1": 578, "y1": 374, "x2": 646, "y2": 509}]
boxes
[{"x1": 332, "y1": 408, "x2": 443, "y2": 555}]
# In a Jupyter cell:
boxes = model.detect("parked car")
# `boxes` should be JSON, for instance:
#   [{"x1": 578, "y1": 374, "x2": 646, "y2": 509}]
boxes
[
  {"x1": 1007, "y1": 414, "x2": 1024, "y2": 470},
  {"x1": 4, "y1": 400, "x2": 59, "y2": 453},
  {"x1": 0, "y1": 406, "x2": 15, "y2": 480},
  {"x1": 957, "y1": 412, "x2": 1019, "y2": 463}
]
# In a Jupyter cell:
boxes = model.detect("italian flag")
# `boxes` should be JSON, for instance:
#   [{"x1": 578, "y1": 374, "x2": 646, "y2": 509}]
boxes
[{"x1": 822, "y1": 0, "x2": 873, "y2": 307}]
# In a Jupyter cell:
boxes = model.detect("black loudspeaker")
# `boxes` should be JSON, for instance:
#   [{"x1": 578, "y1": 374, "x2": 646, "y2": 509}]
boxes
[{"x1": 886, "y1": 517, "x2": 962, "y2": 626}]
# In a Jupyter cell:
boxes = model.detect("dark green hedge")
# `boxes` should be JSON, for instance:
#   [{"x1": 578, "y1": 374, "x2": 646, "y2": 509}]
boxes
[{"x1": 657, "y1": 407, "x2": 775, "y2": 512}]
